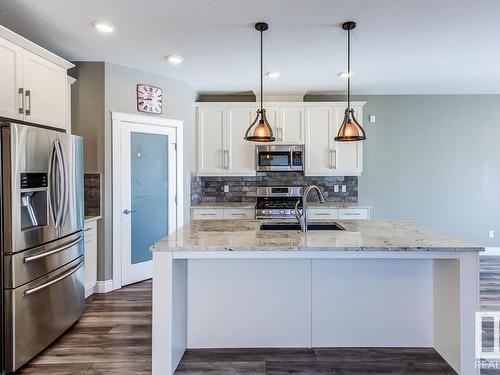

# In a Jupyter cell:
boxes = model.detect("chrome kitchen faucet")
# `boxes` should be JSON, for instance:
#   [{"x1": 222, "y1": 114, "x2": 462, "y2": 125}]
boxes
[{"x1": 294, "y1": 185, "x2": 325, "y2": 232}]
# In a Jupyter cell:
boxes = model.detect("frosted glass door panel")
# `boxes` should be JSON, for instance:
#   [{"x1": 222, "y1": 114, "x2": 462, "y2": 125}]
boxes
[{"x1": 130, "y1": 132, "x2": 168, "y2": 265}]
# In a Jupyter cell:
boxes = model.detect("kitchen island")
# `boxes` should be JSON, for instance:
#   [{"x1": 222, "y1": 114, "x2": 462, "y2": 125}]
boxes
[{"x1": 151, "y1": 220, "x2": 483, "y2": 375}]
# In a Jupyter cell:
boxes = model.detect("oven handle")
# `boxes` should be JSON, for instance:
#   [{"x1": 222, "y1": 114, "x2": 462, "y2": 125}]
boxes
[
  {"x1": 24, "y1": 260, "x2": 83, "y2": 296},
  {"x1": 24, "y1": 236, "x2": 83, "y2": 263}
]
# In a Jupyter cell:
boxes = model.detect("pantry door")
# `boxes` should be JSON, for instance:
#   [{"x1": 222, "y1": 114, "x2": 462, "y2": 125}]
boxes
[{"x1": 120, "y1": 122, "x2": 178, "y2": 286}]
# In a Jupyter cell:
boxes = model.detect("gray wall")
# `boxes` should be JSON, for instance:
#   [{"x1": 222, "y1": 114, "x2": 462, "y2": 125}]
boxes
[
  {"x1": 70, "y1": 62, "x2": 108, "y2": 280},
  {"x1": 71, "y1": 62, "x2": 197, "y2": 281},
  {"x1": 306, "y1": 94, "x2": 500, "y2": 247}
]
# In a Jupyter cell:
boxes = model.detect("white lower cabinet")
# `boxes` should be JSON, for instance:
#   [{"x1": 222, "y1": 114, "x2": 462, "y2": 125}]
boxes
[
  {"x1": 308, "y1": 207, "x2": 371, "y2": 220},
  {"x1": 192, "y1": 207, "x2": 255, "y2": 220},
  {"x1": 84, "y1": 220, "x2": 98, "y2": 298}
]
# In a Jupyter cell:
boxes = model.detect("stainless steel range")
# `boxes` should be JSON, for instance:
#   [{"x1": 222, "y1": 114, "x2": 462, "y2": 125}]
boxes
[{"x1": 256, "y1": 187, "x2": 303, "y2": 219}]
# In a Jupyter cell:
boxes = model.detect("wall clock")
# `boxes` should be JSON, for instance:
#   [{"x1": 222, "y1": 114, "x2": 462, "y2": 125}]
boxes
[{"x1": 137, "y1": 84, "x2": 162, "y2": 114}]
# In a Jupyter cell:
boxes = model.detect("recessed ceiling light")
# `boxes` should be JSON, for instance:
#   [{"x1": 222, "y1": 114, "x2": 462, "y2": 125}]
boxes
[
  {"x1": 93, "y1": 21, "x2": 115, "y2": 33},
  {"x1": 266, "y1": 71, "x2": 280, "y2": 79},
  {"x1": 166, "y1": 55, "x2": 184, "y2": 64},
  {"x1": 339, "y1": 71, "x2": 352, "y2": 79}
]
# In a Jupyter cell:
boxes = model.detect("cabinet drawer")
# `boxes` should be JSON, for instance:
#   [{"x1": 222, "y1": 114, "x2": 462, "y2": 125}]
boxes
[
  {"x1": 192, "y1": 208, "x2": 224, "y2": 220},
  {"x1": 84, "y1": 220, "x2": 97, "y2": 238},
  {"x1": 307, "y1": 208, "x2": 339, "y2": 220},
  {"x1": 223, "y1": 208, "x2": 255, "y2": 220},
  {"x1": 338, "y1": 208, "x2": 369, "y2": 220}
]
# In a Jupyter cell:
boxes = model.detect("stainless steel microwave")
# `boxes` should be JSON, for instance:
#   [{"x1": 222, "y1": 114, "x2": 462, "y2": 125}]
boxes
[{"x1": 255, "y1": 144, "x2": 304, "y2": 172}]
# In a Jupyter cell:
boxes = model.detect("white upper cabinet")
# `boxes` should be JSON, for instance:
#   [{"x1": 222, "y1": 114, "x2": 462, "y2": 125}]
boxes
[
  {"x1": 0, "y1": 37, "x2": 23, "y2": 120},
  {"x1": 197, "y1": 106, "x2": 256, "y2": 176},
  {"x1": 226, "y1": 107, "x2": 255, "y2": 174},
  {"x1": 197, "y1": 107, "x2": 227, "y2": 174},
  {"x1": 333, "y1": 105, "x2": 363, "y2": 175},
  {"x1": 197, "y1": 102, "x2": 364, "y2": 177},
  {"x1": 0, "y1": 29, "x2": 72, "y2": 131},
  {"x1": 305, "y1": 106, "x2": 335, "y2": 175},
  {"x1": 22, "y1": 51, "x2": 67, "y2": 129},
  {"x1": 266, "y1": 106, "x2": 305, "y2": 143}
]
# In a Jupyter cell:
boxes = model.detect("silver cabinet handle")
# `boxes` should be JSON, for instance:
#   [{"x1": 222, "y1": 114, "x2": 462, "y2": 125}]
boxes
[
  {"x1": 24, "y1": 261, "x2": 83, "y2": 296},
  {"x1": 230, "y1": 213, "x2": 246, "y2": 216},
  {"x1": 331, "y1": 149, "x2": 337, "y2": 169},
  {"x1": 200, "y1": 213, "x2": 216, "y2": 216},
  {"x1": 18, "y1": 88, "x2": 24, "y2": 114},
  {"x1": 344, "y1": 212, "x2": 361, "y2": 216},
  {"x1": 222, "y1": 150, "x2": 230, "y2": 169},
  {"x1": 25, "y1": 89, "x2": 31, "y2": 116},
  {"x1": 314, "y1": 213, "x2": 331, "y2": 216},
  {"x1": 84, "y1": 227, "x2": 92, "y2": 232},
  {"x1": 24, "y1": 236, "x2": 83, "y2": 263},
  {"x1": 123, "y1": 209, "x2": 136, "y2": 215}
]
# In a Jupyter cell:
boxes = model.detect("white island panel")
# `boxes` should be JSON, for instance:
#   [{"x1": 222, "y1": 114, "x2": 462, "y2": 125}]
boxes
[
  {"x1": 311, "y1": 259, "x2": 433, "y2": 347},
  {"x1": 187, "y1": 259, "x2": 311, "y2": 348}
]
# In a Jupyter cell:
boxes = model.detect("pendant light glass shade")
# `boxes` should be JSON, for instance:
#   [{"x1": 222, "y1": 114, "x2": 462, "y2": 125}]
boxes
[
  {"x1": 335, "y1": 21, "x2": 366, "y2": 142},
  {"x1": 244, "y1": 109, "x2": 274, "y2": 141},
  {"x1": 335, "y1": 108, "x2": 366, "y2": 141},
  {"x1": 244, "y1": 22, "x2": 275, "y2": 142}
]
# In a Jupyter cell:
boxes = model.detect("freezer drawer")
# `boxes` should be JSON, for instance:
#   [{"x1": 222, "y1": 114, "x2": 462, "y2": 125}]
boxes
[
  {"x1": 4, "y1": 232, "x2": 83, "y2": 289},
  {"x1": 4, "y1": 256, "x2": 85, "y2": 373}
]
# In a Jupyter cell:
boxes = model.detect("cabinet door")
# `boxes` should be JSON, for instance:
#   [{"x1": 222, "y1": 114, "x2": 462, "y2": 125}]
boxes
[
  {"x1": 197, "y1": 107, "x2": 227, "y2": 174},
  {"x1": 22, "y1": 51, "x2": 67, "y2": 129},
  {"x1": 333, "y1": 105, "x2": 363, "y2": 175},
  {"x1": 305, "y1": 106, "x2": 335, "y2": 175},
  {"x1": 227, "y1": 107, "x2": 256, "y2": 175},
  {"x1": 280, "y1": 107, "x2": 304, "y2": 143},
  {"x1": 84, "y1": 221, "x2": 98, "y2": 297},
  {"x1": 0, "y1": 37, "x2": 23, "y2": 120},
  {"x1": 262, "y1": 106, "x2": 279, "y2": 141}
]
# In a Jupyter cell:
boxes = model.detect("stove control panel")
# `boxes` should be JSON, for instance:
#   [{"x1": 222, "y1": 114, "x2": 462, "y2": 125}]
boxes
[{"x1": 256, "y1": 208, "x2": 302, "y2": 219}]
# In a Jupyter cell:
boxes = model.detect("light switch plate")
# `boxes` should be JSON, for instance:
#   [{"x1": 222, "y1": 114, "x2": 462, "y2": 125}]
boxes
[
  {"x1": 369, "y1": 114, "x2": 376, "y2": 123},
  {"x1": 341, "y1": 185, "x2": 347, "y2": 193}
]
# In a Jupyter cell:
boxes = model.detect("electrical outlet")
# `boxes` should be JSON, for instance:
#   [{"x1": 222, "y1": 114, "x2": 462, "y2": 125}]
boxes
[
  {"x1": 334, "y1": 185, "x2": 339, "y2": 193},
  {"x1": 369, "y1": 114, "x2": 376, "y2": 123},
  {"x1": 223, "y1": 185, "x2": 229, "y2": 193},
  {"x1": 489, "y1": 230, "x2": 495, "y2": 239},
  {"x1": 341, "y1": 185, "x2": 347, "y2": 193}
]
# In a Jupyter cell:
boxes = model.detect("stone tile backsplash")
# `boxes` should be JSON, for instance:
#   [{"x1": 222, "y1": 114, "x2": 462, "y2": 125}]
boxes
[
  {"x1": 191, "y1": 173, "x2": 358, "y2": 205},
  {"x1": 84, "y1": 173, "x2": 101, "y2": 217}
]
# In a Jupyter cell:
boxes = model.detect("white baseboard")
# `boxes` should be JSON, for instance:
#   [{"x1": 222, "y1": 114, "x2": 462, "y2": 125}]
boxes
[
  {"x1": 482, "y1": 247, "x2": 500, "y2": 256},
  {"x1": 85, "y1": 283, "x2": 96, "y2": 298},
  {"x1": 95, "y1": 279, "x2": 114, "y2": 294}
]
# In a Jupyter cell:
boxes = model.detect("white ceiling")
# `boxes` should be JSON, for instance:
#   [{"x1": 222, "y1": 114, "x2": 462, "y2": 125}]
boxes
[{"x1": 1, "y1": 0, "x2": 499, "y2": 94}]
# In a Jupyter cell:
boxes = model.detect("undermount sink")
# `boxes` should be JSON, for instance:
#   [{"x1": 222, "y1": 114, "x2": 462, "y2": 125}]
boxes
[{"x1": 260, "y1": 222, "x2": 345, "y2": 231}]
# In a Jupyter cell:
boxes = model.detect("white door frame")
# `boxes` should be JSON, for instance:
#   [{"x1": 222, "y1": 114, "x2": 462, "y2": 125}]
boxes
[{"x1": 111, "y1": 111, "x2": 183, "y2": 291}]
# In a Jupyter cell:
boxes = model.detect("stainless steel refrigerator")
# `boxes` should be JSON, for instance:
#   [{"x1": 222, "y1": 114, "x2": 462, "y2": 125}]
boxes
[{"x1": 1, "y1": 121, "x2": 85, "y2": 373}]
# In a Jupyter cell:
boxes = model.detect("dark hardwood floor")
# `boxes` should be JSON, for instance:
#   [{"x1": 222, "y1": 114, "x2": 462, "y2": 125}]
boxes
[{"x1": 16, "y1": 256, "x2": 500, "y2": 374}]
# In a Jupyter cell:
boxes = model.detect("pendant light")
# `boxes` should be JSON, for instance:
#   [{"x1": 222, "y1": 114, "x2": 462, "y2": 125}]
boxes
[
  {"x1": 335, "y1": 21, "x2": 366, "y2": 142},
  {"x1": 244, "y1": 22, "x2": 275, "y2": 142}
]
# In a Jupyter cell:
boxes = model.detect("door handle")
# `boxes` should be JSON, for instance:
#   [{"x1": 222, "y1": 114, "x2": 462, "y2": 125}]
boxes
[
  {"x1": 18, "y1": 88, "x2": 24, "y2": 114},
  {"x1": 123, "y1": 209, "x2": 137, "y2": 215},
  {"x1": 25, "y1": 89, "x2": 31, "y2": 116}
]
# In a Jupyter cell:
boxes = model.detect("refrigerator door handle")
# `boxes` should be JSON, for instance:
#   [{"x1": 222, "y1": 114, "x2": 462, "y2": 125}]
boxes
[
  {"x1": 23, "y1": 236, "x2": 83, "y2": 263},
  {"x1": 56, "y1": 141, "x2": 69, "y2": 227},
  {"x1": 47, "y1": 143, "x2": 58, "y2": 227},
  {"x1": 23, "y1": 260, "x2": 83, "y2": 296},
  {"x1": 53, "y1": 141, "x2": 65, "y2": 228}
]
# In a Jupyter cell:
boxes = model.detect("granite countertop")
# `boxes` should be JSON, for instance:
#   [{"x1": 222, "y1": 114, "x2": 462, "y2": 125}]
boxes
[
  {"x1": 84, "y1": 215, "x2": 102, "y2": 222},
  {"x1": 191, "y1": 202, "x2": 257, "y2": 209},
  {"x1": 307, "y1": 202, "x2": 371, "y2": 209},
  {"x1": 152, "y1": 219, "x2": 483, "y2": 253}
]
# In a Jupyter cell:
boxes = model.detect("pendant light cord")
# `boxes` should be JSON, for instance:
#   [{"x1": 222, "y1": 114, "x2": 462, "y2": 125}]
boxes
[
  {"x1": 260, "y1": 28, "x2": 263, "y2": 113},
  {"x1": 347, "y1": 27, "x2": 351, "y2": 109}
]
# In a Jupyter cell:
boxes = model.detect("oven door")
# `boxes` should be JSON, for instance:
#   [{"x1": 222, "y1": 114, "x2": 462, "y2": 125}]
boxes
[{"x1": 256, "y1": 145, "x2": 304, "y2": 172}]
